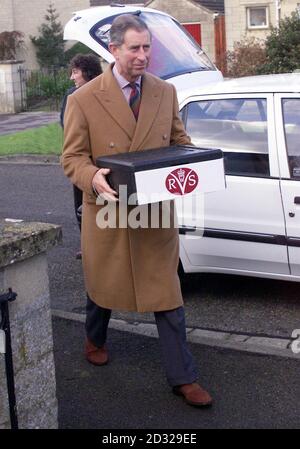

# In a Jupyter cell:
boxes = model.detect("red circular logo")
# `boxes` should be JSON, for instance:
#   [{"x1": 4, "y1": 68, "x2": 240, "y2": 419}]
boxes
[{"x1": 165, "y1": 167, "x2": 199, "y2": 195}]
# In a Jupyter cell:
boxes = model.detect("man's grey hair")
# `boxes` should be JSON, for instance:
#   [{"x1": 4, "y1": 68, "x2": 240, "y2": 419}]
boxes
[{"x1": 109, "y1": 14, "x2": 151, "y2": 46}]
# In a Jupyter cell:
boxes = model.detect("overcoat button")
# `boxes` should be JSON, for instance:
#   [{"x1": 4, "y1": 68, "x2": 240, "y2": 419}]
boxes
[
  {"x1": 109, "y1": 142, "x2": 115, "y2": 148},
  {"x1": 163, "y1": 134, "x2": 168, "y2": 140}
]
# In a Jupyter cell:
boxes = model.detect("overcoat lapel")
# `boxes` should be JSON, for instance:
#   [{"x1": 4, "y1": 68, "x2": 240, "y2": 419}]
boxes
[
  {"x1": 92, "y1": 66, "x2": 163, "y2": 150},
  {"x1": 130, "y1": 74, "x2": 163, "y2": 151},
  {"x1": 92, "y1": 66, "x2": 136, "y2": 140}
]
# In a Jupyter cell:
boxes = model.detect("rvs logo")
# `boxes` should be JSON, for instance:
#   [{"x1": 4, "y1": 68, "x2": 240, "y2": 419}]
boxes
[{"x1": 165, "y1": 167, "x2": 198, "y2": 195}]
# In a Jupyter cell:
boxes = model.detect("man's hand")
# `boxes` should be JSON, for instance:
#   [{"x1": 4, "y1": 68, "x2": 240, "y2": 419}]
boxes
[{"x1": 92, "y1": 168, "x2": 118, "y2": 202}]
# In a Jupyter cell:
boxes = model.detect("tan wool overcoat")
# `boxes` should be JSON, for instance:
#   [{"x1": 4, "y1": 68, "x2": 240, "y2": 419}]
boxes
[{"x1": 61, "y1": 64, "x2": 191, "y2": 312}]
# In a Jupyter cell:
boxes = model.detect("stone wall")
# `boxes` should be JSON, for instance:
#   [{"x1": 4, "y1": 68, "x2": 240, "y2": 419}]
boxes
[
  {"x1": 0, "y1": 220, "x2": 62, "y2": 429},
  {"x1": 225, "y1": 0, "x2": 300, "y2": 51},
  {"x1": 0, "y1": 1, "x2": 14, "y2": 31},
  {"x1": 0, "y1": 61, "x2": 25, "y2": 113},
  {"x1": 0, "y1": 0, "x2": 90, "y2": 70}
]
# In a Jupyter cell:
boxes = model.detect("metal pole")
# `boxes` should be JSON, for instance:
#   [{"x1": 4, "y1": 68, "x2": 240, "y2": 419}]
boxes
[
  {"x1": 53, "y1": 66, "x2": 58, "y2": 111},
  {"x1": 0, "y1": 289, "x2": 18, "y2": 430},
  {"x1": 18, "y1": 66, "x2": 23, "y2": 111}
]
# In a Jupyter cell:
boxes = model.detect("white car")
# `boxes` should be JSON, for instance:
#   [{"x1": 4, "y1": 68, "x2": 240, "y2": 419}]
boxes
[
  {"x1": 178, "y1": 73, "x2": 300, "y2": 282},
  {"x1": 64, "y1": 6, "x2": 300, "y2": 282}
]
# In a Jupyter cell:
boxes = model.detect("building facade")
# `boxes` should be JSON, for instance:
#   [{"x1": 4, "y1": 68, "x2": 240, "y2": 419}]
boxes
[
  {"x1": 225, "y1": 0, "x2": 300, "y2": 51},
  {"x1": 0, "y1": 0, "x2": 90, "y2": 69}
]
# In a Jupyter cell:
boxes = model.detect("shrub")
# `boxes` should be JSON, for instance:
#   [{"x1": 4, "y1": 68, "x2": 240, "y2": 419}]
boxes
[
  {"x1": 225, "y1": 37, "x2": 267, "y2": 78},
  {"x1": 260, "y1": 11, "x2": 300, "y2": 74},
  {"x1": 26, "y1": 68, "x2": 72, "y2": 108},
  {"x1": 0, "y1": 31, "x2": 24, "y2": 60}
]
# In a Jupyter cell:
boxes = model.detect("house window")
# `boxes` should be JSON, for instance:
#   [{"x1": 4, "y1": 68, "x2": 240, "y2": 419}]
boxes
[{"x1": 247, "y1": 7, "x2": 269, "y2": 29}]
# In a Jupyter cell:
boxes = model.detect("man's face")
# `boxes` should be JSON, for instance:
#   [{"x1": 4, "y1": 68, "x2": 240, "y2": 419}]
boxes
[{"x1": 109, "y1": 28, "x2": 151, "y2": 82}]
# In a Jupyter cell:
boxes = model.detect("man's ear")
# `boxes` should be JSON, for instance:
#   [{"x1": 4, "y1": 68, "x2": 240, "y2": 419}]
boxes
[{"x1": 109, "y1": 43, "x2": 119, "y2": 59}]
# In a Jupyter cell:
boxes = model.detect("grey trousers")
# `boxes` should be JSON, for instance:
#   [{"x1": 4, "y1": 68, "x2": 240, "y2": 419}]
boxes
[{"x1": 85, "y1": 295, "x2": 198, "y2": 387}]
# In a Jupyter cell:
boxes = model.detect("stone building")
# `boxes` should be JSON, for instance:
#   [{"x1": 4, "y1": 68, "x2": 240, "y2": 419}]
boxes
[
  {"x1": 0, "y1": 0, "x2": 90, "y2": 69},
  {"x1": 225, "y1": 0, "x2": 300, "y2": 51}
]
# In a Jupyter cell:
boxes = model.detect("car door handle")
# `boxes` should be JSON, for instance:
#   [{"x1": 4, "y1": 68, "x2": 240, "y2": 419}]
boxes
[{"x1": 294, "y1": 197, "x2": 300, "y2": 204}]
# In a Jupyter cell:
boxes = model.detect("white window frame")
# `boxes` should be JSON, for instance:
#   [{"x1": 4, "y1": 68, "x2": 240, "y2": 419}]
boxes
[
  {"x1": 247, "y1": 6, "x2": 269, "y2": 29},
  {"x1": 274, "y1": 93, "x2": 300, "y2": 179}
]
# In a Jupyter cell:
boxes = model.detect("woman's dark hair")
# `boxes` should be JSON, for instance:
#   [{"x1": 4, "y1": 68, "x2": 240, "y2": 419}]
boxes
[{"x1": 69, "y1": 53, "x2": 102, "y2": 81}]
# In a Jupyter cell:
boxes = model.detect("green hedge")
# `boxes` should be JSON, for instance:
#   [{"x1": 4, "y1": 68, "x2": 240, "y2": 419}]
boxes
[{"x1": 26, "y1": 68, "x2": 72, "y2": 101}]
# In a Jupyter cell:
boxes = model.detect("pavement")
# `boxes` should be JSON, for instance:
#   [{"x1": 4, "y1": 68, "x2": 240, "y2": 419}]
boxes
[
  {"x1": 53, "y1": 314, "x2": 300, "y2": 429},
  {"x1": 0, "y1": 111, "x2": 59, "y2": 135},
  {"x1": 1, "y1": 112, "x2": 300, "y2": 429}
]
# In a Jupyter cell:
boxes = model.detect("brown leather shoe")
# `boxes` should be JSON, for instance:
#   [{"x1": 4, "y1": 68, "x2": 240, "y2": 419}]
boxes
[
  {"x1": 85, "y1": 338, "x2": 108, "y2": 366},
  {"x1": 173, "y1": 382, "x2": 212, "y2": 407}
]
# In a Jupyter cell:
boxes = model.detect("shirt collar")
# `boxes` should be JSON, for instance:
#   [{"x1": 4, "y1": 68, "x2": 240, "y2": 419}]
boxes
[{"x1": 112, "y1": 64, "x2": 142, "y2": 88}]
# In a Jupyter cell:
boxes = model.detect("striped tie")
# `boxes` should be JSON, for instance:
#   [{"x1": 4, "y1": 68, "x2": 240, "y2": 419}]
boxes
[{"x1": 129, "y1": 82, "x2": 140, "y2": 121}]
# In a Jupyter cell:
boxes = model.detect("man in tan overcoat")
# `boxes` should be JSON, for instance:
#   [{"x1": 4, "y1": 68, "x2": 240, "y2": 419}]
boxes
[{"x1": 61, "y1": 14, "x2": 212, "y2": 407}]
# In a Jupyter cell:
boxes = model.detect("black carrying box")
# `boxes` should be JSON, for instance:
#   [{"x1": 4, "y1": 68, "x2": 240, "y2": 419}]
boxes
[{"x1": 96, "y1": 145, "x2": 224, "y2": 204}]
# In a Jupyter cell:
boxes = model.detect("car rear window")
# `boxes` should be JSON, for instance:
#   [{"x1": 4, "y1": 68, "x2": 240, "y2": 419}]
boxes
[{"x1": 90, "y1": 11, "x2": 215, "y2": 79}]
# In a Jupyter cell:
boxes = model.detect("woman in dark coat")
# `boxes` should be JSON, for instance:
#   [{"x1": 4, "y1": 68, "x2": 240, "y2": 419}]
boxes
[{"x1": 60, "y1": 54, "x2": 102, "y2": 258}]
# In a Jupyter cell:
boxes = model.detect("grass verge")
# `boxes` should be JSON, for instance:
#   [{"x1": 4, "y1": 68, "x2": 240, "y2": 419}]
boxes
[{"x1": 0, "y1": 123, "x2": 63, "y2": 156}]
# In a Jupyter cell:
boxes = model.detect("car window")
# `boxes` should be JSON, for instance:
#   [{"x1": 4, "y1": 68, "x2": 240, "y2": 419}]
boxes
[
  {"x1": 282, "y1": 98, "x2": 300, "y2": 179},
  {"x1": 185, "y1": 98, "x2": 269, "y2": 177}
]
